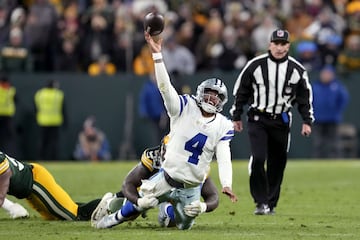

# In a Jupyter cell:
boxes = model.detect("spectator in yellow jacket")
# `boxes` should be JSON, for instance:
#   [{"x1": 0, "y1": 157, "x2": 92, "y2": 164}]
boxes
[{"x1": 34, "y1": 79, "x2": 67, "y2": 160}]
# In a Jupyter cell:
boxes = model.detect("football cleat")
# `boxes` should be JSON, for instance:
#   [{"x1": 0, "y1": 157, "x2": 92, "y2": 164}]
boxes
[
  {"x1": 158, "y1": 202, "x2": 176, "y2": 227},
  {"x1": 95, "y1": 213, "x2": 120, "y2": 229},
  {"x1": 91, "y1": 192, "x2": 114, "y2": 227}
]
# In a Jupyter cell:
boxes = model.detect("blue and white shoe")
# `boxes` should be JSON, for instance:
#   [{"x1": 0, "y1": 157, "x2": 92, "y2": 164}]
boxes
[
  {"x1": 158, "y1": 202, "x2": 175, "y2": 227},
  {"x1": 95, "y1": 213, "x2": 120, "y2": 229},
  {"x1": 91, "y1": 192, "x2": 115, "y2": 227}
]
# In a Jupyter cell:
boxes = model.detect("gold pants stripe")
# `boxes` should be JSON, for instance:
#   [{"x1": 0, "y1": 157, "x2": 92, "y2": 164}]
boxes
[{"x1": 26, "y1": 163, "x2": 78, "y2": 220}]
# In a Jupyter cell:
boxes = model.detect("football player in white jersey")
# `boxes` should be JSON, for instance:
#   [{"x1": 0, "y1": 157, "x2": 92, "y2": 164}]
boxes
[
  {"x1": 135, "y1": 31, "x2": 238, "y2": 230},
  {"x1": 91, "y1": 136, "x2": 222, "y2": 229}
]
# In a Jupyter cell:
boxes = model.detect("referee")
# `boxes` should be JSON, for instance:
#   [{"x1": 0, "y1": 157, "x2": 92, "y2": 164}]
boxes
[{"x1": 230, "y1": 29, "x2": 314, "y2": 215}]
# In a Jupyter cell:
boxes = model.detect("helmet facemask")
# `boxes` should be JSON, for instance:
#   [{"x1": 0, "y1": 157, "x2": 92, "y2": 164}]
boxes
[
  {"x1": 200, "y1": 90, "x2": 225, "y2": 113},
  {"x1": 195, "y1": 78, "x2": 228, "y2": 113}
]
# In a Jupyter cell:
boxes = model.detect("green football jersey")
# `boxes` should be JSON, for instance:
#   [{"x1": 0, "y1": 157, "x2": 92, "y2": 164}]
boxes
[{"x1": 0, "y1": 152, "x2": 33, "y2": 198}]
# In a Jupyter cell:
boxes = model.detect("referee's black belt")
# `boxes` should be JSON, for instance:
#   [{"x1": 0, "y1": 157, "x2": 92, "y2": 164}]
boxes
[
  {"x1": 164, "y1": 170, "x2": 198, "y2": 189},
  {"x1": 250, "y1": 108, "x2": 282, "y2": 120}
]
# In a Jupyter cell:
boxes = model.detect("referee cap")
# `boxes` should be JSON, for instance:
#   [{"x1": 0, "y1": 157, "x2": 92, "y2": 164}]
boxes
[{"x1": 271, "y1": 29, "x2": 290, "y2": 43}]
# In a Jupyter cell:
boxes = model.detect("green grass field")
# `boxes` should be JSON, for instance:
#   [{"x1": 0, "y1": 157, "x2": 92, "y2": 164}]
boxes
[{"x1": 1, "y1": 160, "x2": 359, "y2": 240}]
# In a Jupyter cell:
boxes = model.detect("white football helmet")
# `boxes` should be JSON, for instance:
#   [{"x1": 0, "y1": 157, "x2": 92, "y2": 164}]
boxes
[{"x1": 195, "y1": 78, "x2": 228, "y2": 113}]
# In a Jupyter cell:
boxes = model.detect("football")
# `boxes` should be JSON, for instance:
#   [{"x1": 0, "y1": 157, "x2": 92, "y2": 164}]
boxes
[{"x1": 143, "y1": 12, "x2": 165, "y2": 36}]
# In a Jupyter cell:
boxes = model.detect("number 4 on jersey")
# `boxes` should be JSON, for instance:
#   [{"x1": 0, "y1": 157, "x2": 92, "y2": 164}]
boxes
[{"x1": 185, "y1": 133, "x2": 208, "y2": 165}]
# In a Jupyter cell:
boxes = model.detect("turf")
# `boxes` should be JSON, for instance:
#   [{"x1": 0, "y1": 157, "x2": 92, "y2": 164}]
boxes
[{"x1": 1, "y1": 160, "x2": 359, "y2": 240}]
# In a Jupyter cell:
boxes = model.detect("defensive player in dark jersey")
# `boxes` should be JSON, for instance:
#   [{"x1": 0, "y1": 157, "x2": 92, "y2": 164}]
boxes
[
  {"x1": 91, "y1": 136, "x2": 237, "y2": 229},
  {"x1": 0, "y1": 151, "x2": 100, "y2": 220}
]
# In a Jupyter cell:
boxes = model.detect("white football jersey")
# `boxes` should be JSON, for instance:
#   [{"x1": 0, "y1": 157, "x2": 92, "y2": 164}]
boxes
[
  {"x1": 162, "y1": 94, "x2": 234, "y2": 185},
  {"x1": 154, "y1": 54, "x2": 234, "y2": 188}
]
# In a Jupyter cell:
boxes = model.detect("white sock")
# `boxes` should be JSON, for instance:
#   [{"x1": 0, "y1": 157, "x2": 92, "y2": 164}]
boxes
[
  {"x1": 1, "y1": 198, "x2": 14, "y2": 211},
  {"x1": 115, "y1": 210, "x2": 125, "y2": 223}
]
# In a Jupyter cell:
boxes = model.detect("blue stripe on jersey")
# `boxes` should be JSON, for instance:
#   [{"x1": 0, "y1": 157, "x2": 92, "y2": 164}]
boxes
[
  {"x1": 226, "y1": 130, "x2": 235, "y2": 135},
  {"x1": 220, "y1": 130, "x2": 234, "y2": 141},
  {"x1": 179, "y1": 96, "x2": 184, "y2": 114},
  {"x1": 179, "y1": 95, "x2": 188, "y2": 115},
  {"x1": 220, "y1": 136, "x2": 233, "y2": 141}
]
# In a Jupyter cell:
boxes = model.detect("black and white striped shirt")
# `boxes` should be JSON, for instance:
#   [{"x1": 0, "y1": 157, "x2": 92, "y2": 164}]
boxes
[{"x1": 231, "y1": 52, "x2": 314, "y2": 125}]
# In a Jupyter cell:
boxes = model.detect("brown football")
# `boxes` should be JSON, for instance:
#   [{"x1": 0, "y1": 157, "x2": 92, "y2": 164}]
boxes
[{"x1": 143, "y1": 12, "x2": 164, "y2": 36}]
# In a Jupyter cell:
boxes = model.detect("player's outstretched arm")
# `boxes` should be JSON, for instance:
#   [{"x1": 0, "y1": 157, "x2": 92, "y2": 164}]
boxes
[
  {"x1": 215, "y1": 139, "x2": 238, "y2": 203},
  {"x1": 222, "y1": 187, "x2": 238, "y2": 203},
  {"x1": 144, "y1": 31, "x2": 181, "y2": 117},
  {"x1": 144, "y1": 31, "x2": 162, "y2": 54}
]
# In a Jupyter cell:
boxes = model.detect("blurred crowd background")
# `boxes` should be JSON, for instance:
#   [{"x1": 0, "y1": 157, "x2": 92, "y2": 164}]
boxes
[
  {"x1": 1, "y1": 0, "x2": 360, "y2": 161},
  {"x1": 0, "y1": 0, "x2": 360, "y2": 75}
]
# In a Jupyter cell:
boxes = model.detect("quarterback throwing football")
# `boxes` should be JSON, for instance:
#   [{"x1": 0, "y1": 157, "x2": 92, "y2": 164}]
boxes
[{"x1": 136, "y1": 31, "x2": 238, "y2": 230}]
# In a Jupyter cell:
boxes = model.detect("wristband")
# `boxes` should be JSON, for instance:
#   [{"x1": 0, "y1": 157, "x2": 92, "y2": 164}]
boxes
[{"x1": 152, "y1": 52, "x2": 163, "y2": 61}]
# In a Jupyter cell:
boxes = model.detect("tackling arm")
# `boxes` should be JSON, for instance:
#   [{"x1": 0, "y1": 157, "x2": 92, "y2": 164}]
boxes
[
  {"x1": 201, "y1": 177, "x2": 219, "y2": 212},
  {"x1": 121, "y1": 164, "x2": 152, "y2": 204}
]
